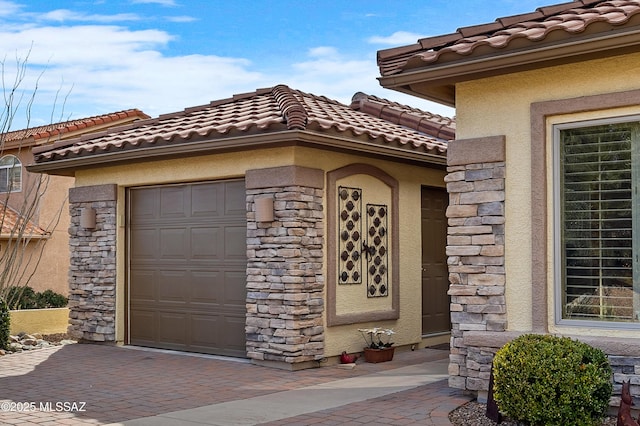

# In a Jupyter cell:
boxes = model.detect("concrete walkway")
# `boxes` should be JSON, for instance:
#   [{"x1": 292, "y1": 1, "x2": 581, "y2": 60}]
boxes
[{"x1": 0, "y1": 343, "x2": 472, "y2": 425}]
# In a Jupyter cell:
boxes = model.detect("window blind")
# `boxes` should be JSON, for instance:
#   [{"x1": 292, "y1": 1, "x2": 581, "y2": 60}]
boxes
[{"x1": 561, "y1": 124, "x2": 635, "y2": 321}]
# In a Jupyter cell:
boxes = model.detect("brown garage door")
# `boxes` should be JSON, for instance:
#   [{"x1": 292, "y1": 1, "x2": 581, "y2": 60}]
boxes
[{"x1": 128, "y1": 180, "x2": 247, "y2": 357}]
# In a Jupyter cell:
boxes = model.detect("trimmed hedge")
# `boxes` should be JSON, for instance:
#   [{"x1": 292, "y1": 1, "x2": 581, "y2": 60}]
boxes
[
  {"x1": 492, "y1": 334, "x2": 612, "y2": 426},
  {"x1": 0, "y1": 297, "x2": 9, "y2": 350},
  {"x1": 5, "y1": 286, "x2": 68, "y2": 310}
]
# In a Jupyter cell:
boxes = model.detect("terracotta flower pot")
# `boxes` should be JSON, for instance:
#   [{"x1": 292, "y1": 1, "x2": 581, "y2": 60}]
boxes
[{"x1": 363, "y1": 346, "x2": 395, "y2": 363}]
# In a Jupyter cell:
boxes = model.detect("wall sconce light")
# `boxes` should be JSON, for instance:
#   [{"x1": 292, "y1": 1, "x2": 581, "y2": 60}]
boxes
[
  {"x1": 254, "y1": 196, "x2": 274, "y2": 222},
  {"x1": 80, "y1": 207, "x2": 96, "y2": 230}
]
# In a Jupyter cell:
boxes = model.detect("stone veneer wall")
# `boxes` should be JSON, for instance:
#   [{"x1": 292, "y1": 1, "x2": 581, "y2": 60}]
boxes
[
  {"x1": 67, "y1": 184, "x2": 117, "y2": 342},
  {"x1": 245, "y1": 166, "x2": 325, "y2": 369},
  {"x1": 445, "y1": 136, "x2": 506, "y2": 392},
  {"x1": 447, "y1": 132, "x2": 640, "y2": 407}
]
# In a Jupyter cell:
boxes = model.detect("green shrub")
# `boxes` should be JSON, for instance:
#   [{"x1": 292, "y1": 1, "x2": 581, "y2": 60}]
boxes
[
  {"x1": 492, "y1": 334, "x2": 612, "y2": 426},
  {"x1": 4, "y1": 286, "x2": 68, "y2": 310},
  {"x1": 0, "y1": 297, "x2": 9, "y2": 350},
  {"x1": 6, "y1": 286, "x2": 38, "y2": 309},
  {"x1": 36, "y1": 289, "x2": 68, "y2": 308}
]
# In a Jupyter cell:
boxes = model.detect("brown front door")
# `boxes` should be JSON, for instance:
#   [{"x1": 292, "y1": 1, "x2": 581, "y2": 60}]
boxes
[
  {"x1": 421, "y1": 186, "x2": 450, "y2": 336},
  {"x1": 128, "y1": 180, "x2": 247, "y2": 357}
]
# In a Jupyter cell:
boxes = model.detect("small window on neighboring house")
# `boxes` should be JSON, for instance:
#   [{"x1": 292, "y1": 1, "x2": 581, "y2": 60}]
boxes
[
  {"x1": 0, "y1": 155, "x2": 22, "y2": 193},
  {"x1": 555, "y1": 119, "x2": 639, "y2": 325}
]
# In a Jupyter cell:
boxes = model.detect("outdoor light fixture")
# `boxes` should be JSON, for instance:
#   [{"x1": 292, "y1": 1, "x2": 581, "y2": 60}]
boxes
[
  {"x1": 254, "y1": 196, "x2": 274, "y2": 222},
  {"x1": 80, "y1": 207, "x2": 96, "y2": 230}
]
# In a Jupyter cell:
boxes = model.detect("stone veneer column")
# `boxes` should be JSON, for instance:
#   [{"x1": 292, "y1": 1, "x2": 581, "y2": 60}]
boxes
[
  {"x1": 445, "y1": 136, "x2": 506, "y2": 392},
  {"x1": 67, "y1": 184, "x2": 117, "y2": 342},
  {"x1": 245, "y1": 166, "x2": 325, "y2": 370}
]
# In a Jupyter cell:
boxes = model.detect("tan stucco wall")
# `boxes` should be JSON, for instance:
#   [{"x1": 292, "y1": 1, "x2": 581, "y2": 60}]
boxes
[
  {"x1": 73, "y1": 145, "x2": 445, "y2": 358},
  {"x1": 28, "y1": 174, "x2": 71, "y2": 295},
  {"x1": 455, "y1": 52, "x2": 640, "y2": 337},
  {"x1": 9, "y1": 308, "x2": 70, "y2": 335}
]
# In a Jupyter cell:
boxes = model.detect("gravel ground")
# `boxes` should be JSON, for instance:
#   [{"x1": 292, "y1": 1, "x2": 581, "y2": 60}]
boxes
[
  {"x1": 40, "y1": 333, "x2": 73, "y2": 343},
  {"x1": 449, "y1": 401, "x2": 618, "y2": 426}
]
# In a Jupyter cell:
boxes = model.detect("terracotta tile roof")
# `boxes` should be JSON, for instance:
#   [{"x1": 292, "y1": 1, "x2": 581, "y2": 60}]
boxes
[
  {"x1": 0, "y1": 205, "x2": 48, "y2": 238},
  {"x1": 31, "y1": 85, "x2": 452, "y2": 170},
  {"x1": 378, "y1": 0, "x2": 640, "y2": 76},
  {"x1": 3, "y1": 109, "x2": 150, "y2": 145},
  {"x1": 350, "y1": 92, "x2": 455, "y2": 141}
]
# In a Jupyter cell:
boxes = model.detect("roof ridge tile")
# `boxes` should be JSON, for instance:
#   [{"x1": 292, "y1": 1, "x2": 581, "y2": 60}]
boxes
[{"x1": 271, "y1": 85, "x2": 308, "y2": 130}]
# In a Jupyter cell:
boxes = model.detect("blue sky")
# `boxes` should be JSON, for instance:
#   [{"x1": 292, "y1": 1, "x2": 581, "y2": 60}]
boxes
[{"x1": 0, "y1": 0, "x2": 554, "y2": 130}]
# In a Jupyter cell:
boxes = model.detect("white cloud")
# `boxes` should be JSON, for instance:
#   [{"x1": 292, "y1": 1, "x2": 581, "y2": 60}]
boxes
[
  {"x1": 130, "y1": 0, "x2": 176, "y2": 6},
  {"x1": 368, "y1": 31, "x2": 427, "y2": 46},
  {"x1": 0, "y1": 0, "x2": 21, "y2": 17},
  {"x1": 307, "y1": 46, "x2": 339, "y2": 59},
  {"x1": 38, "y1": 9, "x2": 140, "y2": 23},
  {"x1": 165, "y1": 15, "x2": 197, "y2": 23},
  {"x1": 0, "y1": 1, "x2": 454, "y2": 130},
  {"x1": 0, "y1": 23, "x2": 266, "y2": 127}
]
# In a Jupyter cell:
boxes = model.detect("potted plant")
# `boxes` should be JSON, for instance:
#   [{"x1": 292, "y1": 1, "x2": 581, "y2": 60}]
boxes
[{"x1": 358, "y1": 327, "x2": 395, "y2": 363}]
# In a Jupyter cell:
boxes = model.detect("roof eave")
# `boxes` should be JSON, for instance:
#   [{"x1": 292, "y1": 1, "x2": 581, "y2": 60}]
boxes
[
  {"x1": 0, "y1": 233, "x2": 50, "y2": 240},
  {"x1": 27, "y1": 131, "x2": 446, "y2": 176},
  {"x1": 379, "y1": 27, "x2": 640, "y2": 106}
]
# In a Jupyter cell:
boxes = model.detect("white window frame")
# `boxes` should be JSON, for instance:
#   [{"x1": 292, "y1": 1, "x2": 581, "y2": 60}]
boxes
[
  {"x1": 0, "y1": 154, "x2": 22, "y2": 193},
  {"x1": 554, "y1": 115, "x2": 640, "y2": 329}
]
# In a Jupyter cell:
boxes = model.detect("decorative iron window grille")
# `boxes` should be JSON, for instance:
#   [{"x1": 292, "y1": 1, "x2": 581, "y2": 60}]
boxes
[
  {"x1": 365, "y1": 204, "x2": 388, "y2": 297},
  {"x1": 338, "y1": 186, "x2": 363, "y2": 284},
  {"x1": 337, "y1": 186, "x2": 389, "y2": 298}
]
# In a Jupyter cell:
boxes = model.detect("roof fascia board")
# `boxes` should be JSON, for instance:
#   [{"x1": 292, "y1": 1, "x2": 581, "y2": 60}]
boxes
[
  {"x1": 0, "y1": 233, "x2": 50, "y2": 240},
  {"x1": 27, "y1": 131, "x2": 446, "y2": 175},
  {"x1": 295, "y1": 130, "x2": 447, "y2": 165},
  {"x1": 379, "y1": 27, "x2": 640, "y2": 104}
]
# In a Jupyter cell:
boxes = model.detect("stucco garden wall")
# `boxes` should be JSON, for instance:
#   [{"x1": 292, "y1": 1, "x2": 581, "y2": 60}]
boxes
[{"x1": 10, "y1": 308, "x2": 69, "y2": 335}]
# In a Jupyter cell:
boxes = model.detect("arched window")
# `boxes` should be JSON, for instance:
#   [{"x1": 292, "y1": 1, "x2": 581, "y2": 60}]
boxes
[{"x1": 0, "y1": 155, "x2": 21, "y2": 193}]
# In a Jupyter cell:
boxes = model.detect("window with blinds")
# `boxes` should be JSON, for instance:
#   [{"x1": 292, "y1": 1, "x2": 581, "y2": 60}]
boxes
[{"x1": 558, "y1": 122, "x2": 638, "y2": 323}]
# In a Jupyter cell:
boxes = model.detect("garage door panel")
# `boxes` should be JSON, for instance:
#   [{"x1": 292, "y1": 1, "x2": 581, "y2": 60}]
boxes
[
  {"x1": 191, "y1": 227, "x2": 221, "y2": 259},
  {"x1": 159, "y1": 228, "x2": 187, "y2": 259},
  {"x1": 222, "y1": 315, "x2": 247, "y2": 355},
  {"x1": 130, "y1": 270, "x2": 156, "y2": 301},
  {"x1": 225, "y1": 226, "x2": 247, "y2": 259},
  {"x1": 190, "y1": 271, "x2": 222, "y2": 304},
  {"x1": 130, "y1": 229, "x2": 158, "y2": 259},
  {"x1": 129, "y1": 180, "x2": 247, "y2": 358},
  {"x1": 130, "y1": 190, "x2": 158, "y2": 221},
  {"x1": 160, "y1": 186, "x2": 188, "y2": 219},
  {"x1": 225, "y1": 271, "x2": 248, "y2": 305},
  {"x1": 158, "y1": 312, "x2": 187, "y2": 344},
  {"x1": 191, "y1": 184, "x2": 221, "y2": 217},
  {"x1": 157, "y1": 270, "x2": 190, "y2": 303},
  {"x1": 224, "y1": 181, "x2": 246, "y2": 215},
  {"x1": 129, "y1": 310, "x2": 156, "y2": 343},
  {"x1": 191, "y1": 315, "x2": 220, "y2": 347}
]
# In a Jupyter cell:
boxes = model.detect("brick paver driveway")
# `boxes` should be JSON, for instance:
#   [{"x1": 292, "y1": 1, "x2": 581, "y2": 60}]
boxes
[{"x1": 0, "y1": 343, "x2": 469, "y2": 425}]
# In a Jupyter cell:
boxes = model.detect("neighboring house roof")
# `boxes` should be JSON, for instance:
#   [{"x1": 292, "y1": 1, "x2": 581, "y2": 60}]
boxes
[
  {"x1": 0, "y1": 205, "x2": 48, "y2": 239},
  {"x1": 3, "y1": 109, "x2": 150, "y2": 149},
  {"x1": 0, "y1": 109, "x2": 149, "y2": 238},
  {"x1": 29, "y1": 85, "x2": 454, "y2": 176},
  {"x1": 377, "y1": 0, "x2": 640, "y2": 105}
]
